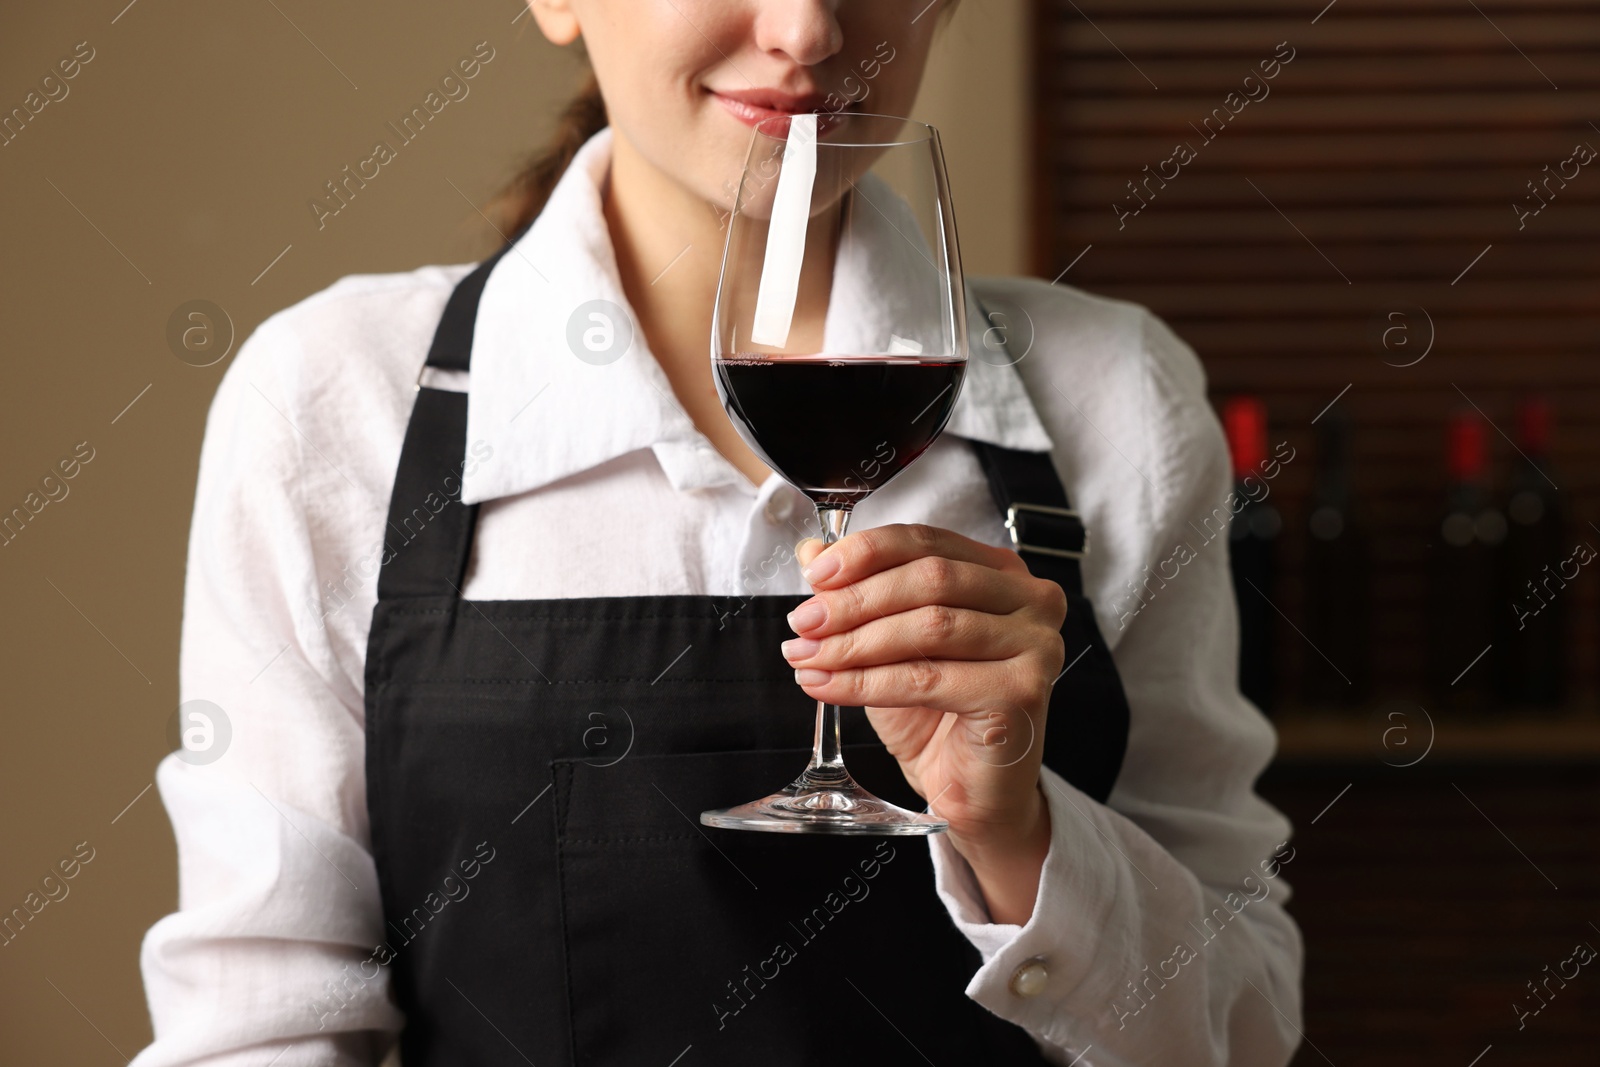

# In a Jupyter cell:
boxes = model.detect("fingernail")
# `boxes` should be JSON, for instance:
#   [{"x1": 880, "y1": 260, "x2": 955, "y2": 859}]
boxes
[
  {"x1": 801, "y1": 552, "x2": 840, "y2": 584},
  {"x1": 795, "y1": 668, "x2": 831, "y2": 686},
  {"x1": 781, "y1": 637, "x2": 821, "y2": 661},
  {"x1": 786, "y1": 598, "x2": 827, "y2": 632}
]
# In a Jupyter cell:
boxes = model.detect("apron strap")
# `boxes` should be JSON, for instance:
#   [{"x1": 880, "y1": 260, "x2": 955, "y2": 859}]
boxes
[
  {"x1": 968, "y1": 295, "x2": 1131, "y2": 804},
  {"x1": 376, "y1": 238, "x2": 520, "y2": 599},
  {"x1": 423, "y1": 243, "x2": 514, "y2": 371},
  {"x1": 969, "y1": 440, "x2": 1087, "y2": 598}
]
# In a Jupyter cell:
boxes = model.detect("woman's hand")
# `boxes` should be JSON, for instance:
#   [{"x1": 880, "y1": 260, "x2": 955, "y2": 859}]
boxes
[{"x1": 783, "y1": 523, "x2": 1067, "y2": 925}]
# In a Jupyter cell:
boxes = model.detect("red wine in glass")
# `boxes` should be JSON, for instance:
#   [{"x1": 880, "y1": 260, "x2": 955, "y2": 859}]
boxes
[{"x1": 714, "y1": 355, "x2": 966, "y2": 507}]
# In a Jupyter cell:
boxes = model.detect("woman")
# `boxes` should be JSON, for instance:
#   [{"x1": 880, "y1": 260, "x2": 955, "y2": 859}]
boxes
[{"x1": 133, "y1": 2, "x2": 1302, "y2": 1065}]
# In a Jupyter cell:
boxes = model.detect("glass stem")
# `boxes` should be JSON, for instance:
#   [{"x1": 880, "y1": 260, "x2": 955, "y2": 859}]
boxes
[{"x1": 803, "y1": 505, "x2": 852, "y2": 786}]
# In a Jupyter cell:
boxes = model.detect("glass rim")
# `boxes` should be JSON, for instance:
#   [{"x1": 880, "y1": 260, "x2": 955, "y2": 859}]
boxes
[{"x1": 748, "y1": 110, "x2": 937, "y2": 149}]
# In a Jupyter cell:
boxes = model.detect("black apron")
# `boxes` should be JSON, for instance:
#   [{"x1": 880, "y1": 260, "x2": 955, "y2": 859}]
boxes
[{"x1": 364, "y1": 241, "x2": 1132, "y2": 1065}]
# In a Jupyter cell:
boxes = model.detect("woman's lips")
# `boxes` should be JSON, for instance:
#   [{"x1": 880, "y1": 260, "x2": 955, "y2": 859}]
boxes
[
  {"x1": 710, "y1": 88, "x2": 838, "y2": 133},
  {"x1": 710, "y1": 90, "x2": 812, "y2": 127}
]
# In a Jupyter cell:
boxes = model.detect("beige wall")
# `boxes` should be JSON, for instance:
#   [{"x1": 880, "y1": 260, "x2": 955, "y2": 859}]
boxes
[
  {"x1": 918, "y1": 0, "x2": 1032, "y2": 279},
  {"x1": 0, "y1": 1, "x2": 1026, "y2": 1059}
]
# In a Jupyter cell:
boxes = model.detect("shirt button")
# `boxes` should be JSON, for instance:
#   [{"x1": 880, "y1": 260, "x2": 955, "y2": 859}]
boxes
[{"x1": 1009, "y1": 957, "x2": 1049, "y2": 997}]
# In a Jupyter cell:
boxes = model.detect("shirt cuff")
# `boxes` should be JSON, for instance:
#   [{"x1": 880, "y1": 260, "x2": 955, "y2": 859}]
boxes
[
  {"x1": 926, "y1": 763, "x2": 1120, "y2": 1042},
  {"x1": 927, "y1": 799, "x2": 1025, "y2": 964}
]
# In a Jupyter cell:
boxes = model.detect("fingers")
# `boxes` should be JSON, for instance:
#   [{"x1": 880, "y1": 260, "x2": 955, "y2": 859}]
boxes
[
  {"x1": 780, "y1": 523, "x2": 1068, "y2": 716},
  {"x1": 783, "y1": 604, "x2": 1043, "y2": 670},
  {"x1": 794, "y1": 537, "x2": 826, "y2": 571},
  {"x1": 794, "y1": 653, "x2": 1056, "y2": 717},
  {"x1": 799, "y1": 523, "x2": 1027, "y2": 589},
  {"x1": 786, "y1": 555, "x2": 1040, "y2": 638}
]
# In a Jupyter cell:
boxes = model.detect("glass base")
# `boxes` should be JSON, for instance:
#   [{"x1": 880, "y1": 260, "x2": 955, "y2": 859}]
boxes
[{"x1": 700, "y1": 768, "x2": 948, "y2": 835}]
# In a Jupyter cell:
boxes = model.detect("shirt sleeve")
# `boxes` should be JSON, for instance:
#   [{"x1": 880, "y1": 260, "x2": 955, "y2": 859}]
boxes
[
  {"x1": 131, "y1": 316, "x2": 402, "y2": 1067},
  {"x1": 922, "y1": 307, "x2": 1304, "y2": 1067}
]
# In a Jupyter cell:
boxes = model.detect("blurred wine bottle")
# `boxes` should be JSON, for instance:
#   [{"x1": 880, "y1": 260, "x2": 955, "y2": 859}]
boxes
[
  {"x1": 1302, "y1": 411, "x2": 1369, "y2": 706},
  {"x1": 1428, "y1": 410, "x2": 1504, "y2": 712},
  {"x1": 1493, "y1": 397, "x2": 1565, "y2": 709},
  {"x1": 1223, "y1": 396, "x2": 1280, "y2": 714}
]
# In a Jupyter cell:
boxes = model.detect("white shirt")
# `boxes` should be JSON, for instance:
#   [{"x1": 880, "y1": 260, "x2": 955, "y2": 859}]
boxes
[{"x1": 133, "y1": 127, "x2": 1302, "y2": 1067}]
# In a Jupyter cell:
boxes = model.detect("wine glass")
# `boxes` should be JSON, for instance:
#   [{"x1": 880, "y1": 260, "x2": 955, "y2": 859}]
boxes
[{"x1": 699, "y1": 111, "x2": 968, "y2": 835}]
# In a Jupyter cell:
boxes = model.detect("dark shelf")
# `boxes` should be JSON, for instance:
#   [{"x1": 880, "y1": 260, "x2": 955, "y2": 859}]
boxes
[{"x1": 1271, "y1": 707, "x2": 1600, "y2": 762}]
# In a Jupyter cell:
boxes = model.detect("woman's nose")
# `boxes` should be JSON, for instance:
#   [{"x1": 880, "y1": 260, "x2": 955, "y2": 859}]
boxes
[{"x1": 751, "y1": 0, "x2": 844, "y2": 68}]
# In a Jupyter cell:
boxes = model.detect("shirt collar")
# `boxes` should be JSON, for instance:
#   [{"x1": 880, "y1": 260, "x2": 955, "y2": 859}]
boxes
[{"x1": 461, "y1": 126, "x2": 1053, "y2": 507}]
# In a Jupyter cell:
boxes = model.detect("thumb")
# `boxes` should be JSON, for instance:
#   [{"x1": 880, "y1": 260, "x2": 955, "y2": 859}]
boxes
[{"x1": 794, "y1": 537, "x2": 826, "y2": 571}]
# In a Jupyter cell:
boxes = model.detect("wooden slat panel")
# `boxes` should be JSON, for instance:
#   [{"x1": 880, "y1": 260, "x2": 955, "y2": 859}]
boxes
[
  {"x1": 1055, "y1": 206, "x2": 1600, "y2": 240},
  {"x1": 1161, "y1": 318, "x2": 1600, "y2": 352},
  {"x1": 1058, "y1": 94, "x2": 1600, "y2": 129},
  {"x1": 1062, "y1": 240, "x2": 1594, "y2": 279},
  {"x1": 1058, "y1": 170, "x2": 1600, "y2": 206},
  {"x1": 1054, "y1": 131, "x2": 1599, "y2": 171},
  {"x1": 1030, "y1": 13, "x2": 1600, "y2": 555},
  {"x1": 1058, "y1": 54, "x2": 1600, "y2": 93},
  {"x1": 1044, "y1": 16, "x2": 1600, "y2": 53},
  {"x1": 1101, "y1": 280, "x2": 1598, "y2": 316},
  {"x1": 1035, "y1": 15, "x2": 1600, "y2": 1058},
  {"x1": 1073, "y1": 0, "x2": 1600, "y2": 13}
]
